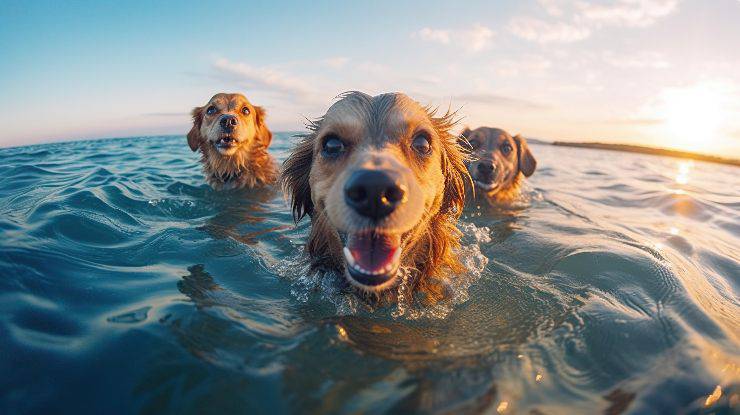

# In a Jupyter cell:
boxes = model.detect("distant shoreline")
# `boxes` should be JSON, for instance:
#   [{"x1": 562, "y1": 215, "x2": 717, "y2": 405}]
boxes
[
  {"x1": 550, "y1": 141, "x2": 740, "y2": 167},
  {"x1": 2, "y1": 135, "x2": 739, "y2": 167}
]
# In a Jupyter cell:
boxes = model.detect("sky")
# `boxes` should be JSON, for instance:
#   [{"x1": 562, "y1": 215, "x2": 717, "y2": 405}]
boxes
[{"x1": 1, "y1": 0, "x2": 740, "y2": 157}]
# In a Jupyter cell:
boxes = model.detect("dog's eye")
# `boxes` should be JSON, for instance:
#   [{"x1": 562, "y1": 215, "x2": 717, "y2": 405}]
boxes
[
  {"x1": 501, "y1": 143, "x2": 513, "y2": 155},
  {"x1": 206, "y1": 106, "x2": 217, "y2": 116},
  {"x1": 412, "y1": 133, "x2": 432, "y2": 155},
  {"x1": 321, "y1": 135, "x2": 346, "y2": 158},
  {"x1": 241, "y1": 106, "x2": 250, "y2": 115},
  {"x1": 469, "y1": 139, "x2": 481, "y2": 150}
]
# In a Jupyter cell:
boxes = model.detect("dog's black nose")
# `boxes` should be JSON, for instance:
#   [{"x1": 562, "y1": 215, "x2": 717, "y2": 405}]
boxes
[
  {"x1": 477, "y1": 161, "x2": 496, "y2": 174},
  {"x1": 220, "y1": 115, "x2": 238, "y2": 130},
  {"x1": 344, "y1": 170, "x2": 406, "y2": 220}
]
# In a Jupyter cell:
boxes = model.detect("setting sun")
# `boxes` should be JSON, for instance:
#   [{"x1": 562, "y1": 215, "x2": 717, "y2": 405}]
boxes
[{"x1": 656, "y1": 83, "x2": 729, "y2": 153}]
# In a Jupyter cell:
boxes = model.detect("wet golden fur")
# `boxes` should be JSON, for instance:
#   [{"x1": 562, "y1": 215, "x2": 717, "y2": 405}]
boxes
[
  {"x1": 281, "y1": 92, "x2": 470, "y2": 298},
  {"x1": 187, "y1": 93, "x2": 277, "y2": 190}
]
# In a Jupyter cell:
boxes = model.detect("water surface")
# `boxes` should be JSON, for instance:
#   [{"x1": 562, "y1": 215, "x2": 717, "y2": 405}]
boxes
[{"x1": 0, "y1": 135, "x2": 738, "y2": 414}]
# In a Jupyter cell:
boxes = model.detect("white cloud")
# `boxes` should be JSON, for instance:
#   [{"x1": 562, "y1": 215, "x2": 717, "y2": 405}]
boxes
[
  {"x1": 494, "y1": 55, "x2": 553, "y2": 77},
  {"x1": 414, "y1": 24, "x2": 494, "y2": 52},
  {"x1": 538, "y1": 0, "x2": 567, "y2": 17},
  {"x1": 461, "y1": 24, "x2": 495, "y2": 52},
  {"x1": 416, "y1": 27, "x2": 451, "y2": 44},
  {"x1": 601, "y1": 51, "x2": 671, "y2": 68},
  {"x1": 453, "y1": 93, "x2": 549, "y2": 109},
  {"x1": 510, "y1": 0, "x2": 679, "y2": 43},
  {"x1": 321, "y1": 57, "x2": 350, "y2": 69},
  {"x1": 212, "y1": 58, "x2": 314, "y2": 97},
  {"x1": 508, "y1": 17, "x2": 590, "y2": 43},
  {"x1": 577, "y1": 0, "x2": 679, "y2": 28}
]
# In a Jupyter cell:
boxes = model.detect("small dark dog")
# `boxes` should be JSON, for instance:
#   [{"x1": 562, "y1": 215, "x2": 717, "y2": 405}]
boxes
[
  {"x1": 461, "y1": 127, "x2": 536, "y2": 205},
  {"x1": 187, "y1": 93, "x2": 277, "y2": 190}
]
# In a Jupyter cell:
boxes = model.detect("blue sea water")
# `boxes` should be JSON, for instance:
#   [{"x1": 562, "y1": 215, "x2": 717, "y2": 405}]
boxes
[{"x1": 0, "y1": 134, "x2": 738, "y2": 414}]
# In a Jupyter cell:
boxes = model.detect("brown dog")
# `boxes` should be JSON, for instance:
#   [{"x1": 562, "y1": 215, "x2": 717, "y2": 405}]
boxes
[
  {"x1": 187, "y1": 93, "x2": 277, "y2": 190},
  {"x1": 281, "y1": 92, "x2": 469, "y2": 296},
  {"x1": 460, "y1": 127, "x2": 536, "y2": 205}
]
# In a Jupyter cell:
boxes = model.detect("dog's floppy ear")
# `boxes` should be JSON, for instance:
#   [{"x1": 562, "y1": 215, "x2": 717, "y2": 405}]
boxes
[
  {"x1": 514, "y1": 134, "x2": 537, "y2": 177},
  {"x1": 254, "y1": 106, "x2": 273, "y2": 148},
  {"x1": 187, "y1": 106, "x2": 204, "y2": 152},
  {"x1": 281, "y1": 134, "x2": 315, "y2": 222}
]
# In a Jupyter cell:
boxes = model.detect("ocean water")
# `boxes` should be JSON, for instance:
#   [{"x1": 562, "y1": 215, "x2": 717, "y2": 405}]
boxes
[{"x1": 0, "y1": 134, "x2": 738, "y2": 414}]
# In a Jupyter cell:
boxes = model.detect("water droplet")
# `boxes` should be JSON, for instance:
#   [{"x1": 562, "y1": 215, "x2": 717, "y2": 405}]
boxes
[{"x1": 705, "y1": 385, "x2": 722, "y2": 407}]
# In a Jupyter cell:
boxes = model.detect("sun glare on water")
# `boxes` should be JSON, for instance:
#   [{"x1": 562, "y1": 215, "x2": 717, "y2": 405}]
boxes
[{"x1": 656, "y1": 84, "x2": 728, "y2": 153}]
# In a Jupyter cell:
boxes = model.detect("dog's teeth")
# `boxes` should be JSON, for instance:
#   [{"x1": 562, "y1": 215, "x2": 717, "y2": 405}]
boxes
[
  {"x1": 392, "y1": 248, "x2": 402, "y2": 264},
  {"x1": 343, "y1": 247, "x2": 356, "y2": 266}
]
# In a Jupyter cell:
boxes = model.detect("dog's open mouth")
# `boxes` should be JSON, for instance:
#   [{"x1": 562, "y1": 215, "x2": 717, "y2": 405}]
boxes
[
  {"x1": 342, "y1": 232, "x2": 402, "y2": 289},
  {"x1": 474, "y1": 179, "x2": 499, "y2": 191},
  {"x1": 215, "y1": 136, "x2": 238, "y2": 149}
]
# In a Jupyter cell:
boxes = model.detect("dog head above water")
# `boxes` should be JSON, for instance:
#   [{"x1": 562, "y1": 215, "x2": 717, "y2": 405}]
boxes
[
  {"x1": 187, "y1": 93, "x2": 276, "y2": 189},
  {"x1": 282, "y1": 92, "x2": 470, "y2": 294},
  {"x1": 461, "y1": 127, "x2": 536, "y2": 204}
]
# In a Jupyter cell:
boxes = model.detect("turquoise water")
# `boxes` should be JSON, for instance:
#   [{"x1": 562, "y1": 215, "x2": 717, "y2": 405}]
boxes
[{"x1": 0, "y1": 135, "x2": 738, "y2": 414}]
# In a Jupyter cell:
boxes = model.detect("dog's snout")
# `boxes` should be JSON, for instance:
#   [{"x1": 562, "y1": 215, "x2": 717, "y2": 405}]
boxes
[
  {"x1": 477, "y1": 160, "x2": 496, "y2": 174},
  {"x1": 219, "y1": 115, "x2": 238, "y2": 130},
  {"x1": 344, "y1": 170, "x2": 406, "y2": 220}
]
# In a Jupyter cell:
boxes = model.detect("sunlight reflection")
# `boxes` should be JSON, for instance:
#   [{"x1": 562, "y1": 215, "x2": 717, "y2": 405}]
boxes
[
  {"x1": 675, "y1": 160, "x2": 693, "y2": 185},
  {"x1": 705, "y1": 385, "x2": 722, "y2": 407},
  {"x1": 670, "y1": 227, "x2": 679, "y2": 235}
]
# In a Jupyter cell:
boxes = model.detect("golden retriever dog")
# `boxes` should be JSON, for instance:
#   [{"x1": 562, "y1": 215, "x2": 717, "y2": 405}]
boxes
[
  {"x1": 187, "y1": 93, "x2": 278, "y2": 190},
  {"x1": 281, "y1": 92, "x2": 470, "y2": 297},
  {"x1": 460, "y1": 127, "x2": 536, "y2": 205}
]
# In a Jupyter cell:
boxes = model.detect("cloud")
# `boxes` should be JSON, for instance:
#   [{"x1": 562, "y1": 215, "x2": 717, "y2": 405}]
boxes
[
  {"x1": 538, "y1": 0, "x2": 567, "y2": 17},
  {"x1": 508, "y1": 17, "x2": 590, "y2": 43},
  {"x1": 453, "y1": 93, "x2": 549, "y2": 109},
  {"x1": 577, "y1": 0, "x2": 679, "y2": 28},
  {"x1": 510, "y1": 0, "x2": 679, "y2": 43},
  {"x1": 211, "y1": 58, "x2": 314, "y2": 97},
  {"x1": 321, "y1": 57, "x2": 350, "y2": 69},
  {"x1": 414, "y1": 24, "x2": 494, "y2": 52},
  {"x1": 416, "y1": 27, "x2": 451, "y2": 44},
  {"x1": 601, "y1": 51, "x2": 671, "y2": 68},
  {"x1": 461, "y1": 24, "x2": 495, "y2": 52},
  {"x1": 602, "y1": 117, "x2": 664, "y2": 125},
  {"x1": 142, "y1": 112, "x2": 188, "y2": 117},
  {"x1": 494, "y1": 55, "x2": 553, "y2": 77}
]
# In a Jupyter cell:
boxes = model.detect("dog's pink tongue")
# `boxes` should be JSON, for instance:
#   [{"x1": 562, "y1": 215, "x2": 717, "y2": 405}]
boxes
[{"x1": 348, "y1": 233, "x2": 399, "y2": 272}]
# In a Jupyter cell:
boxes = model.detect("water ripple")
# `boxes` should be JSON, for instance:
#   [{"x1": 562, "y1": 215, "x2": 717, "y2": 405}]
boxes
[{"x1": 0, "y1": 137, "x2": 738, "y2": 414}]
